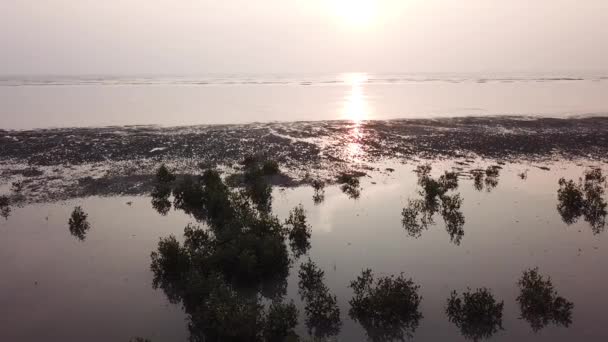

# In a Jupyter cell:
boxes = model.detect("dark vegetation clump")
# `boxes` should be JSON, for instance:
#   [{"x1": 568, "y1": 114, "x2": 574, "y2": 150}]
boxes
[
  {"x1": 349, "y1": 269, "x2": 423, "y2": 342},
  {"x1": 471, "y1": 170, "x2": 484, "y2": 191},
  {"x1": 311, "y1": 178, "x2": 325, "y2": 205},
  {"x1": 0, "y1": 195, "x2": 11, "y2": 220},
  {"x1": 516, "y1": 268, "x2": 574, "y2": 332},
  {"x1": 156, "y1": 164, "x2": 176, "y2": 184},
  {"x1": 298, "y1": 259, "x2": 342, "y2": 339},
  {"x1": 11, "y1": 180, "x2": 24, "y2": 193},
  {"x1": 337, "y1": 172, "x2": 362, "y2": 199},
  {"x1": 446, "y1": 288, "x2": 504, "y2": 342},
  {"x1": 557, "y1": 168, "x2": 607, "y2": 234},
  {"x1": 285, "y1": 204, "x2": 312, "y2": 258},
  {"x1": 240, "y1": 154, "x2": 280, "y2": 212},
  {"x1": 150, "y1": 164, "x2": 176, "y2": 216},
  {"x1": 469, "y1": 166, "x2": 501, "y2": 192},
  {"x1": 151, "y1": 184, "x2": 172, "y2": 216},
  {"x1": 150, "y1": 161, "x2": 310, "y2": 341},
  {"x1": 518, "y1": 170, "x2": 528, "y2": 180},
  {"x1": 402, "y1": 164, "x2": 465, "y2": 245},
  {"x1": 68, "y1": 206, "x2": 90, "y2": 241}
]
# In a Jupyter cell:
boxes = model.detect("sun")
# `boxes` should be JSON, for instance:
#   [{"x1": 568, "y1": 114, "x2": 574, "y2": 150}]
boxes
[{"x1": 332, "y1": 0, "x2": 378, "y2": 27}]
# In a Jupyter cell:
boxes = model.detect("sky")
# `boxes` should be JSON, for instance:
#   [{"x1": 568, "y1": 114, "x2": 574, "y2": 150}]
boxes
[{"x1": 1, "y1": 0, "x2": 607, "y2": 75}]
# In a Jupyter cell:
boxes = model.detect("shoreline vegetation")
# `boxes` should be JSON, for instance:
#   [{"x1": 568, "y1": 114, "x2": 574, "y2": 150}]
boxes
[{"x1": 0, "y1": 116, "x2": 607, "y2": 204}]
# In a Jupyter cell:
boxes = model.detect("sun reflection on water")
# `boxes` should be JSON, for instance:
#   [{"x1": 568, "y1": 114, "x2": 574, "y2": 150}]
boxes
[{"x1": 341, "y1": 73, "x2": 370, "y2": 161}]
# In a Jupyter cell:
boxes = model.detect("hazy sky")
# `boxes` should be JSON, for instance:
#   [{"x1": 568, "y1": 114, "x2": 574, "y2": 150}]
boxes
[{"x1": 1, "y1": 0, "x2": 607, "y2": 74}]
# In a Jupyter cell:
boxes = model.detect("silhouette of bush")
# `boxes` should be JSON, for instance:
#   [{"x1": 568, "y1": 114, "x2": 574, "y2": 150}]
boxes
[
  {"x1": 349, "y1": 269, "x2": 423, "y2": 341},
  {"x1": 337, "y1": 172, "x2": 362, "y2": 199},
  {"x1": 151, "y1": 183, "x2": 172, "y2": 215},
  {"x1": 150, "y1": 168, "x2": 302, "y2": 341},
  {"x1": 0, "y1": 195, "x2": 10, "y2": 220},
  {"x1": 156, "y1": 164, "x2": 176, "y2": 184},
  {"x1": 68, "y1": 206, "x2": 90, "y2": 241},
  {"x1": 241, "y1": 157, "x2": 274, "y2": 212},
  {"x1": 311, "y1": 179, "x2": 325, "y2": 205},
  {"x1": 557, "y1": 169, "x2": 607, "y2": 233},
  {"x1": 171, "y1": 175, "x2": 206, "y2": 220},
  {"x1": 262, "y1": 160, "x2": 280, "y2": 176},
  {"x1": 446, "y1": 288, "x2": 504, "y2": 341},
  {"x1": 517, "y1": 268, "x2": 574, "y2": 332},
  {"x1": 263, "y1": 300, "x2": 299, "y2": 342},
  {"x1": 286, "y1": 204, "x2": 311, "y2": 258}
]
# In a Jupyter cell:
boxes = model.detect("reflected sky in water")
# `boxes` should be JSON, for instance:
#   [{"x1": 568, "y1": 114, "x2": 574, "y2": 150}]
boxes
[{"x1": 0, "y1": 162, "x2": 607, "y2": 341}]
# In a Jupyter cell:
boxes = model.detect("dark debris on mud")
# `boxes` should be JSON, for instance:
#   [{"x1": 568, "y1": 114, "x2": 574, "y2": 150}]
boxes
[{"x1": 1, "y1": 116, "x2": 608, "y2": 203}]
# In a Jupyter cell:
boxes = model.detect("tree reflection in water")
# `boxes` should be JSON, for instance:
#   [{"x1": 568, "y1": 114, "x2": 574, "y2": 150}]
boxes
[
  {"x1": 517, "y1": 268, "x2": 574, "y2": 332},
  {"x1": 446, "y1": 288, "x2": 504, "y2": 342},
  {"x1": 298, "y1": 259, "x2": 342, "y2": 339},
  {"x1": 349, "y1": 269, "x2": 423, "y2": 342},
  {"x1": 286, "y1": 204, "x2": 312, "y2": 258},
  {"x1": 149, "y1": 160, "x2": 311, "y2": 341},
  {"x1": 557, "y1": 168, "x2": 607, "y2": 234},
  {"x1": 401, "y1": 164, "x2": 465, "y2": 245},
  {"x1": 337, "y1": 172, "x2": 363, "y2": 199},
  {"x1": 68, "y1": 206, "x2": 91, "y2": 241},
  {"x1": 470, "y1": 166, "x2": 501, "y2": 192}
]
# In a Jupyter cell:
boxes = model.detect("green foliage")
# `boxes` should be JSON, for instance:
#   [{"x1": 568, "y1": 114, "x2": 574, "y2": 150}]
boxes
[
  {"x1": 557, "y1": 168, "x2": 607, "y2": 233},
  {"x1": 298, "y1": 260, "x2": 342, "y2": 339},
  {"x1": 402, "y1": 165, "x2": 465, "y2": 245},
  {"x1": 263, "y1": 300, "x2": 299, "y2": 342},
  {"x1": 286, "y1": 204, "x2": 312, "y2": 258},
  {"x1": 349, "y1": 269, "x2": 422, "y2": 342},
  {"x1": 517, "y1": 268, "x2": 574, "y2": 332},
  {"x1": 446, "y1": 288, "x2": 504, "y2": 342},
  {"x1": 262, "y1": 160, "x2": 280, "y2": 176},
  {"x1": 68, "y1": 206, "x2": 90, "y2": 241}
]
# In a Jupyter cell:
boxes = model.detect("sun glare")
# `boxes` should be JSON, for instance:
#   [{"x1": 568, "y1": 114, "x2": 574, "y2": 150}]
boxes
[{"x1": 332, "y1": 0, "x2": 378, "y2": 27}]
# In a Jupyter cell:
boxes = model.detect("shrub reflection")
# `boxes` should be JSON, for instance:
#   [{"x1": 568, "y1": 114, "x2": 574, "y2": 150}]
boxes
[
  {"x1": 68, "y1": 206, "x2": 90, "y2": 241},
  {"x1": 349, "y1": 269, "x2": 423, "y2": 341},
  {"x1": 557, "y1": 168, "x2": 607, "y2": 234},
  {"x1": 149, "y1": 161, "x2": 313, "y2": 341},
  {"x1": 517, "y1": 268, "x2": 574, "y2": 332},
  {"x1": 401, "y1": 165, "x2": 465, "y2": 245},
  {"x1": 446, "y1": 288, "x2": 504, "y2": 342},
  {"x1": 298, "y1": 259, "x2": 342, "y2": 339}
]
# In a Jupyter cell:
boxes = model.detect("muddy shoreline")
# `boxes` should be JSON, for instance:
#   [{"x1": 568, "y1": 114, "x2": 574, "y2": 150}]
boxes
[{"x1": 1, "y1": 116, "x2": 607, "y2": 203}]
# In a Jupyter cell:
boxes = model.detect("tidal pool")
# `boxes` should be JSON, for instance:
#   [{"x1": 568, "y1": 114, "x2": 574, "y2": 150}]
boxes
[{"x1": 0, "y1": 161, "x2": 606, "y2": 342}]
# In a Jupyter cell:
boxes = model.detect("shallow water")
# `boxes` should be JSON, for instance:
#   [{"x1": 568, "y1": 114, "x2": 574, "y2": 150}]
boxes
[
  {"x1": 1, "y1": 161, "x2": 606, "y2": 341},
  {"x1": 2, "y1": 73, "x2": 608, "y2": 129}
]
